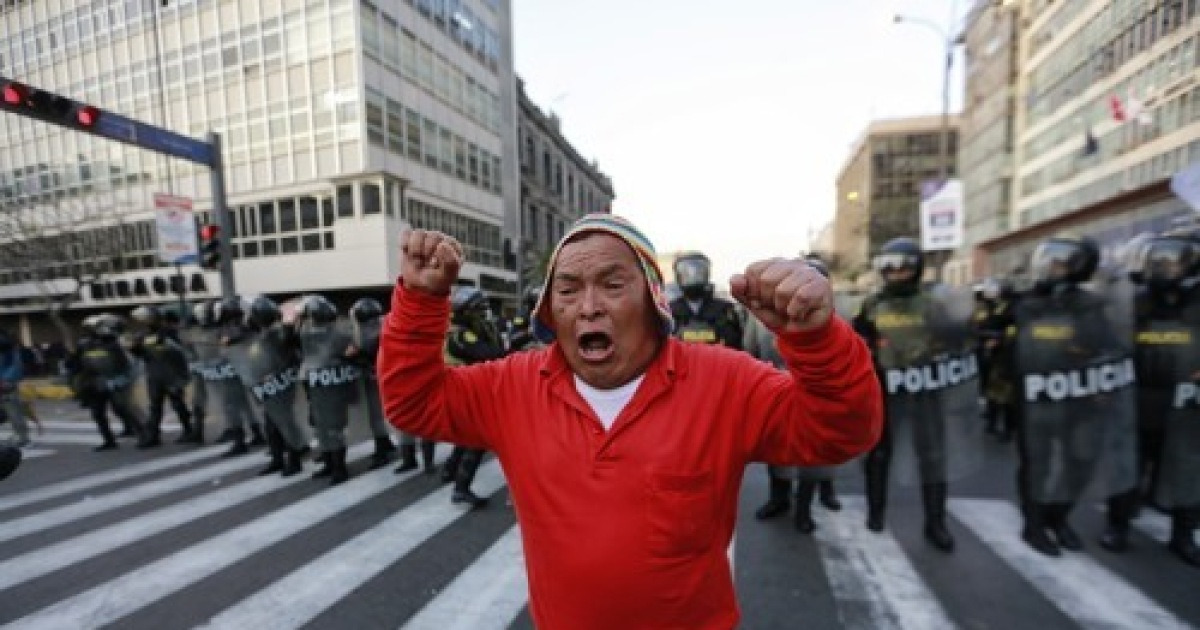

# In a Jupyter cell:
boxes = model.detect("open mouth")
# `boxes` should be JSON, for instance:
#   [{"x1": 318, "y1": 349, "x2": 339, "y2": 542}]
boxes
[{"x1": 577, "y1": 331, "x2": 615, "y2": 363}]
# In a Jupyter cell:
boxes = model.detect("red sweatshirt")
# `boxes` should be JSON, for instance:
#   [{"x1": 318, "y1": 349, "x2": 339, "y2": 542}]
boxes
[{"x1": 379, "y1": 284, "x2": 882, "y2": 630}]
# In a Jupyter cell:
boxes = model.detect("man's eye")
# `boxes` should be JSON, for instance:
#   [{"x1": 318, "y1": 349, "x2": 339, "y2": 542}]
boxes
[{"x1": 606, "y1": 281, "x2": 625, "y2": 290}]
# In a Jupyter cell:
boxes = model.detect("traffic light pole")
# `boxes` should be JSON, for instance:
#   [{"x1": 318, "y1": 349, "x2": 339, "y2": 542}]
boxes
[{"x1": 207, "y1": 131, "x2": 236, "y2": 300}]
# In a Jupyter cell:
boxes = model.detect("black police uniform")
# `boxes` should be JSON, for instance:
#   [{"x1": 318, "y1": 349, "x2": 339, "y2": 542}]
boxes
[{"x1": 669, "y1": 252, "x2": 743, "y2": 349}]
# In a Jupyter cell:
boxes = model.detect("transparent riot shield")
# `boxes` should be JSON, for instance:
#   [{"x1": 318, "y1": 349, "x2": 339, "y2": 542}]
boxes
[
  {"x1": 1014, "y1": 284, "x2": 1138, "y2": 504},
  {"x1": 875, "y1": 285, "x2": 984, "y2": 487}
]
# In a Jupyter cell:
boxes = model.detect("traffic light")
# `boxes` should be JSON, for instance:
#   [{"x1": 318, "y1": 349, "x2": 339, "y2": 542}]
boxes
[
  {"x1": 199, "y1": 224, "x2": 221, "y2": 270},
  {"x1": 0, "y1": 79, "x2": 103, "y2": 131}
]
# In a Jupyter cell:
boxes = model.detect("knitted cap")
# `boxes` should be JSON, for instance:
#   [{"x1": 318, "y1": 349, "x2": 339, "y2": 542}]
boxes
[{"x1": 532, "y1": 213, "x2": 674, "y2": 343}]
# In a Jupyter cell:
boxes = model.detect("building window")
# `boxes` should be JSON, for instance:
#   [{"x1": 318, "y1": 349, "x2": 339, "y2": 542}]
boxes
[
  {"x1": 337, "y1": 184, "x2": 355, "y2": 217},
  {"x1": 363, "y1": 182, "x2": 382, "y2": 214}
]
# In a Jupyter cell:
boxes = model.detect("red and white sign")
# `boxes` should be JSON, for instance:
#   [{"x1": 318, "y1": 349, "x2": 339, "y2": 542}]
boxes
[{"x1": 154, "y1": 193, "x2": 198, "y2": 265}]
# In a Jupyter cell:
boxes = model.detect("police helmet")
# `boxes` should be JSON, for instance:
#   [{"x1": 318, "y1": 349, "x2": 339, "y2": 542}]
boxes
[
  {"x1": 300, "y1": 294, "x2": 338, "y2": 324},
  {"x1": 803, "y1": 254, "x2": 830, "y2": 279},
  {"x1": 873, "y1": 237, "x2": 924, "y2": 287},
  {"x1": 350, "y1": 297, "x2": 384, "y2": 323},
  {"x1": 1131, "y1": 235, "x2": 1200, "y2": 289},
  {"x1": 674, "y1": 252, "x2": 712, "y2": 299},
  {"x1": 162, "y1": 309, "x2": 181, "y2": 326},
  {"x1": 980, "y1": 278, "x2": 1002, "y2": 301},
  {"x1": 450, "y1": 286, "x2": 487, "y2": 315},
  {"x1": 1031, "y1": 234, "x2": 1100, "y2": 289},
  {"x1": 192, "y1": 301, "x2": 217, "y2": 328},
  {"x1": 91, "y1": 313, "x2": 125, "y2": 338},
  {"x1": 214, "y1": 296, "x2": 245, "y2": 326},
  {"x1": 247, "y1": 295, "x2": 281, "y2": 328},
  {"x1": 521, "y1": 286, "x2": 542, "y2": 316},
  {"x1": 130, "y1": 305, "x2": 161, "y2": 327}
]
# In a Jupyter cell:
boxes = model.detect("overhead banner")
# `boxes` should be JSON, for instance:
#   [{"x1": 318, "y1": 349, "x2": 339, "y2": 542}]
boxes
[
  {"x1": 920, "y1": 179, "x2": 964, "y2": 252},
  {"x1": 154, "y1": 193, "x2": 198, "y2": 265}
]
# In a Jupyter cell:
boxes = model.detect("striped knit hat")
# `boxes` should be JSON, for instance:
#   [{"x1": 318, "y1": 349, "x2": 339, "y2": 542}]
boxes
[{"x1": 532, "y1": 213, "x2": 674, "y2": 343}]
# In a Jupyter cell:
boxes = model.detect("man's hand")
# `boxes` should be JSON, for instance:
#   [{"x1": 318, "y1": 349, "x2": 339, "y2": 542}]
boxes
[
  {"x1": 731, "y1": 258, "x2": 833, "y2": 333},
  {"x1": 400, "y1": 229, "x2": 463, "y2": 296}
]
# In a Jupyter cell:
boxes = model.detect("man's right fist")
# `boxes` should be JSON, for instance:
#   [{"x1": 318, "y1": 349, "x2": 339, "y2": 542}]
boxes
[{"x1": 400, "y1": 229, "x2": 463, "y2": 296}]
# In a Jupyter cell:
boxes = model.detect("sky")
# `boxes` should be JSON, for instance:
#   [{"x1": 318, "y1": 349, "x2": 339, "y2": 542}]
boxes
[{"x1": 512, "y1": 0, "x2": 968, "y2": 284}]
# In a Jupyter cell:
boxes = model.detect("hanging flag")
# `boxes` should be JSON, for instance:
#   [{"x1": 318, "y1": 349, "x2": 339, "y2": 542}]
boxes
[
  {"x1": 1127, "y1": 90, "x2": 1154, "y2": 126},
  {"x1": 1110, "y1": 94, "x2": 1126, "y2": 122},
  {"x1": 1081, "y1": 127, "x2": 1099, "y2": 157}
]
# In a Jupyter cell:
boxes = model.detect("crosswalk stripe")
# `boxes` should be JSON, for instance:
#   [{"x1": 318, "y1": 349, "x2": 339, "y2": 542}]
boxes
[
  {"x1": 198, "y1": 461, "x2": 507, "y2": 629},
  {"x1": 0, "y1": 442, "x2": 299, "y2": 544},
  {"x1": 0, "y1": 443, "x2": 376, "y2": 592},
  {"x1": 26, "y1": 433, "x2": 129, "y2": 446},
  {"x1": 0, "y1": 446, "x2": 226, "y2": 513},
  {"x1": 21, "y1": 448, "x2": 55, "y2": 460},
  {"x1": 38, "y1": 420, "x2": 186, "y2": 432},
  {"x1": 813, "y1": 498, "x2": 957, "y2": 630},
  {"x1": 6, "y1": 454, "x2": 420, "y2": 628},
  {"x1": 950, "y1": 498, "x2": 1192, "y2": 630},
  {"x1": 401, "y1": 525, "x2": 527, "y2": 630},
  {"x1": 1132, "y1": 511, "x2": 1171, "y2": 543}
]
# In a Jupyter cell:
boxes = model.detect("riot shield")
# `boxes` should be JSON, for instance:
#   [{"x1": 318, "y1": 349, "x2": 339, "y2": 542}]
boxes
[
  {"x1": 300, "y1": 319, "x2": 363, "y2": 436},
  {"x1": 1136, "y1": 298, "x2": 1200, "y2": 509},
  {"x1": 1014, "y1": 285, "x2": 1138, "y2": 504},
  {"x1": 874, "y1": 285, "x2": 984, "y2": 487}
]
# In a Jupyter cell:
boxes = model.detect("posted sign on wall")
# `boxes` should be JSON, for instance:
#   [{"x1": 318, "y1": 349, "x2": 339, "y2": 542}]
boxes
[
  {"x1": 920, "y1": 179, "x2": 964, "y2": 252},
  {"x1": 154, "y1": 193, "x2": 198, "y2": 265}
]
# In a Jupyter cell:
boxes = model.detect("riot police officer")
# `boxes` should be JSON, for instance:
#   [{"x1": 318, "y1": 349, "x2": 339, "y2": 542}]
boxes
[
  {"x1": 215, "y1": 297, "x2": 267, "y2": 457},
  {"x1": 68, "y1": 314, "x2": 147, "y2": 450},
  {"x1": 669, "y1": 251, "x2": 743, "y2": 348},
  {"x1": 853, "y1": 237, "x2": 980, "y2": 552},
  {"x1": 1101, "y1": 234, "x2": 1200, "y2": 566},
  {"x1": 297, "y1": 295, "x2": 358, "y2": 486},
  {"x1": 1010, "y1": 234, "x2": 1138, "y2": 557},
  {"x1": 129, "y1": 305, "x2": 195, "y2": 447},
  {"x1": 0, "y1": 443, "x2": 20, "y2": 480},
  {"x1": 178, "y1": 304, "x2": 213, "y2": 444},
  {"x1": 749, "y1": 256, "x2": 842, "y2": 532},
  {"x1": 972, "y1": 279, "x2": 1016, "y2": 441},
  {"x1": 439, "y1": 286, "x2": 505, "y2": 508},
  {"x1": 347, "y1": 297, "x2": 408, "y2": 470},
  {"x1": 236, "y1": 296, "x2": 308, "y2": 477}
]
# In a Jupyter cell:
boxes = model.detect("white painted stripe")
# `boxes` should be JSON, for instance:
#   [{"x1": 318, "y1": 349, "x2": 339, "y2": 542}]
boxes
[
  {"x1": 950, "y1": 499, "x2": 1191, "y2": 630},
  {"x1": 198, "y1": 461, "x2": 506, "y2": 630},
  {"x1": 27, "y1": 434, "x2": 128, "y2": 446},
  {"x1": 0, "y1": 443, "x2": 376, "y2": 592},
  {"x1": 0, "y1": 446, "x2": 225, "y2": 512},
  {"x1": 812, "y1": 498, "x2": 956, "y2": 630},
  {"x1": 21, "y1": 448, "x2": 55, "y2": 459},
  {"x1": 39, "y1": 420, "x2": 185, "y2": 432},
  {"x1": 1132, "y1": 511, "x2": 1172, "y2": 543},
  {"x1": 0, "y1": 444, "x2": 291, "y2": 543},
  {"x1": 401, "y1": 525, "x2": 527, "y2": 630},
  {"x1": 7, "y1": 455, "x2": 415, "y2": 628}
]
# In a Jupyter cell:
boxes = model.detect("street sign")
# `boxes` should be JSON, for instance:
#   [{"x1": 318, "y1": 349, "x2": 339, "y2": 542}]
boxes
[
  {"x1": 154, "y1": 193, "x2": 199, "y2": 265},
  {"x1": 93, "y1": 112, "x2": 213, "y2": 166}
]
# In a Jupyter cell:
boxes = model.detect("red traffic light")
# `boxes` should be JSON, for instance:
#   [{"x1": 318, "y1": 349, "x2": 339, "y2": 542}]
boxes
[
  {"x1": 2, "y1": 82, "x2": 28, "y2": 106},
  {"x1": 75, "y1": 105, "x2": 100, "y2": 128},
  {"x1": 200, "y1": 224, "x2": 219, "y2": 241}
]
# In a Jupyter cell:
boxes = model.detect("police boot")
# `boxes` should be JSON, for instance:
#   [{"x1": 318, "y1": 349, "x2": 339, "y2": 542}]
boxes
[
  {"x1": 137, "y1": 421, "x2": 162, "y2": 449},
  {"x1": 865, "y1": 459, "x2": 888, "y2": 532},
  {"x1": 441, "y1": 447, "x2": 463, "y2": 484},
  {"x1": 754, "y1": 475, "x2": 792, "y2": 520},
  {"x1": 221, "y1": 428, "x2": 249, "y2": 458},
  {"x1": 329, "y1": 448, "x2": 350, "y2": 486},
  {"x1": 257, "y1": 424, "x2": 285, "y2": 476},
  {"x1": 370, "y1": 436, "x2": 397, "y2": 470},
  {"x1": 175, "y1": 417, "x2": 195, "y2": 445},
  {"x1": 420, "y1": 441, "x2": 437, "y2": 475},
  {"x1": 1168, "y1": 508, "x2": 1200, "y2": 567},
  {"x1": 281, "y1": 446, "x2": 305, "y2": 477},
  {"x1": 451, "y1": 450, "x2": 488, "y2": 509},
  {"x1": 1048, "y1": 503, "x2": 1083, "y2": 551},
  {"x1": 1021, "y1": 502, "x2": 1060, "y2": 557},
  {"x1": 215, "y1": 427, "x2": 234, "y2": 443},
  {"x1": 248, "y1": 423, "x2": 267, "y2": 448},
  {"x1": 921, "y1": 483, "x2": 955, "y2": 552},
  {"x1": 183, "y1": 410, "x2": 205, "y2": 444},
  {"x1": 818, "y1": 479, "x2": 842, "y2": 511},
  {"x1": 983, "y1": 401, "x2": 1000, "y2": 436},
  {"x1": 1099, "y1": 491, "x2": 1137, "y2": 553},
  {"x1": 311, "y1": 452, "x2": 332, "y2": 479},
  {"x1": 393, "y1": 443, "x2": 418, "y2": 473},
  {"x1": 793, "y1": 480, "x2": 816, "y2": 534}
]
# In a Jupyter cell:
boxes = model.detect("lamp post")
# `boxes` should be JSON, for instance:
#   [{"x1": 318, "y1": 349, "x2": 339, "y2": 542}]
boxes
[{"x1": 894, "y1": 13, "x2": 962, "y2": 281}]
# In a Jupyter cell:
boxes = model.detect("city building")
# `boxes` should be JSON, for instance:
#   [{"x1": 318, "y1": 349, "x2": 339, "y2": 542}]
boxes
[
  {"x1": 0, "y1": 0, "x2": 521, "y2": 341},
  {"x1": 979, "y1": 0, "x2": 1200, "y2": 278},
  {"x1": 516, "y1": 77, "x2": 613, "y2": 294},
  {"x1": 954, "y1": 0, "x2": 1020, "y2": 282},
  {"x1": 832, "y1": 115, "x2": 960, "y2": 282}
]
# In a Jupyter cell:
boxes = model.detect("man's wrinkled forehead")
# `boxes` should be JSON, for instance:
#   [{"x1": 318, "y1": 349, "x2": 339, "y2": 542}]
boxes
[{"x1": 552, "y1": 232, "x2": 646, "y2": 283}]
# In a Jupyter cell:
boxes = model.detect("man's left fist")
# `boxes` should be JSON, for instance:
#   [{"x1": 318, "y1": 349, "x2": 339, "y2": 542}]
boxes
[{"x1": 730, "y1": 258, "x2": 833, "y2": 333}]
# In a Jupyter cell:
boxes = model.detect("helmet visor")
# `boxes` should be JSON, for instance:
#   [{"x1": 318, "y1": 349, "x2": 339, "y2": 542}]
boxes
[
  {"x1": 1031, "y1": 239, "x2": 1084, "y2": 283},
  {"x1": 1142, "y1": 238, "x2": 1199, "y2": 283},
  {"x1": 674, "y1": 258, "x2": 710, "y2": 289},
  {"x1": 872, "y1": 252, "x2": 920, "y2": 273}
]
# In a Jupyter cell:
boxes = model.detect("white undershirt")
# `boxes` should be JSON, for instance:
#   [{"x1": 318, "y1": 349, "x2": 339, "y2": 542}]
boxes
[
  {"x1": 574, "y1": 374, "x2": 645, "y2": 430},
  {"x1": 687, "y1": 299, "x2": 703, "y2": 314}
]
